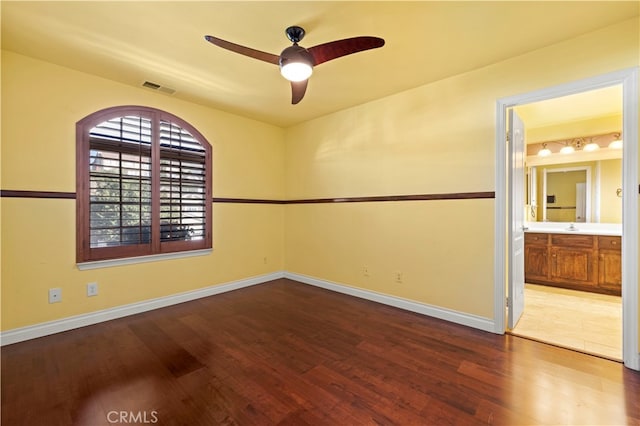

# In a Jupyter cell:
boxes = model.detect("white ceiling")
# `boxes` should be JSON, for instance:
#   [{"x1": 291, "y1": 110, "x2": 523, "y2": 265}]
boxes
[{"x1": 2, "y1": 1, "x2": 637, "y2": 127}]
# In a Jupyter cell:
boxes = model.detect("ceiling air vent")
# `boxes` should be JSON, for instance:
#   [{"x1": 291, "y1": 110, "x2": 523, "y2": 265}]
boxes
[{"x1": 142, "y1": 81, "x2": 176, "y2": 95}]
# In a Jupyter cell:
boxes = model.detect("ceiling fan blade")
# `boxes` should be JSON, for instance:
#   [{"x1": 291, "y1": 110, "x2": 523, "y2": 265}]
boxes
[
  {"x1": 204, "y1": 35, "x2": 280, "y2": 65},
  {"x1": 291, "y1": 80, "x2": 308, "y2": 104},
  {"x1": 308, "y1": 36, "x2": 385, "y2": 66}
]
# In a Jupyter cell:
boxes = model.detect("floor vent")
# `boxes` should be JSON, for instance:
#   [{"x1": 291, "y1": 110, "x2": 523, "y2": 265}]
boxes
[{"x1": 142, "y1": 81, "x2": 176, "y2": 95}]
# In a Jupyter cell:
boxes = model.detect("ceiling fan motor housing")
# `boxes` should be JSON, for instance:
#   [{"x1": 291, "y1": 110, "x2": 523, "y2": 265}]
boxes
[
  {"x1": 279, "y1": 45, "x2": 314, "y2": 82},
  {"x1": 279, "y1": 45, "x2": 315, "y2": 68}
]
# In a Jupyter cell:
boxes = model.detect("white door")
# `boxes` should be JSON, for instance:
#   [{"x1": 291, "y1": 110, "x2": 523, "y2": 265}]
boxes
[{"x1": 508, "y1": 109, "x2": 526, "y2": 329}]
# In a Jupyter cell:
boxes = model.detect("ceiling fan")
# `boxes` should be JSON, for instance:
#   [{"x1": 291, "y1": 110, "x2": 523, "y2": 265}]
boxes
[{"x1": 204, "y1": 26, "x2": 385, "y2": 104}]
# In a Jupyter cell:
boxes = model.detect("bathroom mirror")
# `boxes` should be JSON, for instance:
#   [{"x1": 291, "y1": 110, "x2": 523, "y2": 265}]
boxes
[
  {"x1": 527, "y1": 158, "x2": 622, "y2": 224},
  {"x1": 543, "y1": 167, "x2": 589, "y2": 222}
]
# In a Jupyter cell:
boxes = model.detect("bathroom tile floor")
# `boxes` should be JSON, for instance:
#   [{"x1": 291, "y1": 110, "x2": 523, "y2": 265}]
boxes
[{"x1": 510, "y1": 283, "x2": 622, "y2": 361}]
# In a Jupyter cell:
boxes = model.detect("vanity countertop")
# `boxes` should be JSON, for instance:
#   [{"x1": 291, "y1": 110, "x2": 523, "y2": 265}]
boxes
[{"x1": 524, "y1": 223, "x2": 622, "y2": 237}]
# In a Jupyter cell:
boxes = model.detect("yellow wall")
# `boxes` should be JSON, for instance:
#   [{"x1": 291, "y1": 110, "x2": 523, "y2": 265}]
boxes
[
  {"x1": 600, "y1": 159, "x2": 623, "y2": 223},
  {"x1": 284, "y1": 18, "x2": 639, "y2": 320},
  {"x1": 2, "y1": 16, "x2": 639, "y2": 336},
  {"x1": 526, "y1": 115, "x2": 622, "y2": 144},
  {"x1": 1, "y1": 51, "x2": 285, "y2": 330},
  {"x1": 285, "y1": 201, "x2": 495, "y2": 316}
]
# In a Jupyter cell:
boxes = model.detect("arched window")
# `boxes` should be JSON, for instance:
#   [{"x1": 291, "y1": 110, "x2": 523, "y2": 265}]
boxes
[{"x1": 76, "y1": 106, "x2": 212, "y2": 263}]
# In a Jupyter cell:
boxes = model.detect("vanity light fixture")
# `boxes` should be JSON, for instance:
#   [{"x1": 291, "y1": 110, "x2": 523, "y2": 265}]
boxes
[
  {"x1": 531, "y1": 131, "x2": 621, "y2": 157},
  {"x1": 583, "y1": 138, "x2": 600, "y2": 152},
  {"x1": 559, "y1": 142, "x2": 575, "y2": 154},
  {"x1": 537, "y1": 143, "x2": 551, "y2": 157},
  {"x1": 609, "y1": 133, "x2": 623, "y2": 149}
]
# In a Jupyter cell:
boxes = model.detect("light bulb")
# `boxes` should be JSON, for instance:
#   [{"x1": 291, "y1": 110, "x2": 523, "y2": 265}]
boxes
[
  {"x1": 537, "y1": 147, "x2": 551, "y2": 157},
  {"x1": 609, "y1": 139, "x2": 623, "y2": 149},
  {"x1": 560, "y1": 145, "x2": 574, "y2": 154},
  {"x1": 583, "y1": 142, "x2": 599, "y2": 152},
  {"x1": 608, "y1": 133, "x2": 623, "y2": 149},
  {"x1": 280, "y1": 62, "x2": 313, "y2": 82}
]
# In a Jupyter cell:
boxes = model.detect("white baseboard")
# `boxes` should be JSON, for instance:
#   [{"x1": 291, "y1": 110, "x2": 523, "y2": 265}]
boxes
[
  {"x1": 0, "y1": 271, "x2": 285, "y2": 346},
  {"x1": 5, "y1": 271, "x2": 636, "y2": 370},
  {"x1": 284, "y1": 272, "x2": 496, "y2": 333},
  {"x1": 1, "y1": 270, "x2": 496, "y2": 346}
]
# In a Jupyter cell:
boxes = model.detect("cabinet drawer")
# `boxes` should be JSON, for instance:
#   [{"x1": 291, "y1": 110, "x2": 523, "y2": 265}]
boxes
[
  {"x1": 598, "y1": 236, "x2": 621, "y2": 251},
  {"x1": 550, "y1": 233, "x2": 594, "y2": 248},
  {"x1": 525, "y1": 233, "x2": 548, "y2": 245}
]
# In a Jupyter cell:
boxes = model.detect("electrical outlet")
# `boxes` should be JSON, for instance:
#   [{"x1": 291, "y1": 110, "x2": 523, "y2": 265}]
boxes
[
  {"x1": 87, "y1": 282, "x2": 98, "y2": 297},
  {"x1": 49, "y1": 288, "x2": 62, "y2": 303},
  {"x1": 263, "y1": 257, "x2": 268, "y2": 264},
  {"x1": 395, "y1": 271, "x2": 403, "y2": 284},
  {"x1": 363, "y1": 266, "x2": 370, "y2": 277}
]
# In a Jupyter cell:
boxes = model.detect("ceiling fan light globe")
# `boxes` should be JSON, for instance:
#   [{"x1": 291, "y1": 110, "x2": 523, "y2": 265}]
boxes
[{"x1": 280, "y1": 62, "x2": 313, "y2": 82}]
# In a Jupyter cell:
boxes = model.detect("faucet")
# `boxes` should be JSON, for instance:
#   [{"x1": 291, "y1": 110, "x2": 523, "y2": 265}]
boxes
[{"x1": 567, "y1": 223, "x2": 578, "y2": 231}]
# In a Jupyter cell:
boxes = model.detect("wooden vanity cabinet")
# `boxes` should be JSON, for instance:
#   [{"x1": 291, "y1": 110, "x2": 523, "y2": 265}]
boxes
[{"x1": 524, "y1": 232, "x2": 621, "y2": 296}]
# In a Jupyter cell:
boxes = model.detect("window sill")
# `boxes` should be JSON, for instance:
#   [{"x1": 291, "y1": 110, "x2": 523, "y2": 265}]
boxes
[{"x1": 77, "y1": 249, "x2": 212, "y2": 270}]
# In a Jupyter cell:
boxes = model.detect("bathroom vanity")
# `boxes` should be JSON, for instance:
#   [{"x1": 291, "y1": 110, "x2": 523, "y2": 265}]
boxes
[{"x1": 524, "y1": 226, "x2": 621, "y2": 296}]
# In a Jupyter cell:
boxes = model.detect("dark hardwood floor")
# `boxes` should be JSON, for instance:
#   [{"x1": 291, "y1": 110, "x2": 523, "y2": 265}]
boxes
[{"x1": 2, "y1": 278, "x2": 639, "y2": 425}]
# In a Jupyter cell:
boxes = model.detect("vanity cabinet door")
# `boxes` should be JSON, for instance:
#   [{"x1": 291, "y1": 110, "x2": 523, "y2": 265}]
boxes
[
  {"x1": 598, "y1": 236, "x2": 621, "y2": 292},
  {"x1": 524, "y1": 233, "x2": 549, "y2": 282},
  {"x1": 525, "y1": 245, "x2": 548, "y2": 281},
  {"x1": 549, "y1": 246, "x2": 597, "y2": 287},
  {"x1": 599, "y1": 251, "x2": 622, "y2": 289}
]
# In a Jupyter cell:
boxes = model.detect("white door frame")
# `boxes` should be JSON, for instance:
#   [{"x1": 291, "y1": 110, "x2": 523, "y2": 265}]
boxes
[{"x1": 493, "y1": 67, "x2": 639, "y2": 371}]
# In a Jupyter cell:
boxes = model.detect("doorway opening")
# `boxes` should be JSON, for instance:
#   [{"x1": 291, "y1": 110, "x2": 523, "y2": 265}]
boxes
[
  {"x1": 494, "y1": 68, "x2": 639, "y2": 371},
  {"x1": 512, "y1": 88, "x2": 623, "y2": 361}
]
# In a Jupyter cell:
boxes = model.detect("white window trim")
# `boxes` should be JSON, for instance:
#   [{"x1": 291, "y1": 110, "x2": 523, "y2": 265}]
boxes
[{"x1": 77, "y1": 248, "x2": 212, "y2": 270}]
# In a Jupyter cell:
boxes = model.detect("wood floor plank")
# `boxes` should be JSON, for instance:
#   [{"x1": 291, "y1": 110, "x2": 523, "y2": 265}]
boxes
[{"x1": 2, "y1": 278, "x2": 639, "y2": 425}]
